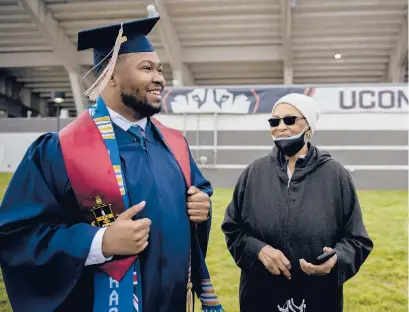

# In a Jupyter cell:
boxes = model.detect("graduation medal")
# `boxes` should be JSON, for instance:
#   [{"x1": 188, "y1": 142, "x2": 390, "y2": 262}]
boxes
[{"x1": 90, "y1": 196, "x2": 115, "y2": 227}]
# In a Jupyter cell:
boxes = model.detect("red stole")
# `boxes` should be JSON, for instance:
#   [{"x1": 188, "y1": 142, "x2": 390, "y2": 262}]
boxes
[{"x1": 59, "y1": 111, "x2": 191, "y2": 281}]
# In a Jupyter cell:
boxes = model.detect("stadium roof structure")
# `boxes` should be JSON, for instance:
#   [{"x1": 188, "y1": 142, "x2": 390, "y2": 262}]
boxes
[{"x1": 0, "y1": 0, "x2": 407, "y2": 116}]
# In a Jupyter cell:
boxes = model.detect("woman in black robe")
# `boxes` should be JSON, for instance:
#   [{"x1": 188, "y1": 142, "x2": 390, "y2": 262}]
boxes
[{"x1": 221, "y1": 93, "x2": 373, "y2": 312}]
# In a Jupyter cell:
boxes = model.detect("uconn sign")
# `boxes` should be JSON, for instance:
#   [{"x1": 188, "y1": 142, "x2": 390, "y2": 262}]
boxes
[
  {"x1": 339, "y1": 89, "x2": 408, "y2": 111},
  {"x1": 311, "y1": 85, "x2": 408, "y2": 114},
  {"x1": 160, "y1": 84, "x2": 408, "y2": 114}
]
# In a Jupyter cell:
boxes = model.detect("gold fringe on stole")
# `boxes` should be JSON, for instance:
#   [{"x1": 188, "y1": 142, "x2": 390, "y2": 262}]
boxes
[
  {"x1": 186, "y1": 250, "x2": 193, "y2": 312},
  {"x1": 186, "y1": 282, "x2": 193, "y2": 312},
  {"x1": 83, "y1": 23, "x2": 127, "y2": 101}
]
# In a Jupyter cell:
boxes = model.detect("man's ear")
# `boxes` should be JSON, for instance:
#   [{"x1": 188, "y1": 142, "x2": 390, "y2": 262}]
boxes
[
  {"x1": 109, "y1": 56, "x2": 127, "y2": 87},
  {"x1": 108, "y1": 71, "x2": 117, "y2": 87}
]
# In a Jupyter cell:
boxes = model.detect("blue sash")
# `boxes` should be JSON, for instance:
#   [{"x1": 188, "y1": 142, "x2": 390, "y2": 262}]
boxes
[
  {"x1": 83, "y1": 97, "x2": 224, "y2": 312},
  {"x1": 89, "y1": 98, "x2": 141, "y2": 312}
]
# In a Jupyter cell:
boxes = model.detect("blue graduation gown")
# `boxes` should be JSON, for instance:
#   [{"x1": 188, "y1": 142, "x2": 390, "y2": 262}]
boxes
[{"x1": 0, "y1": 119, "x2": 212, "y2": 312}]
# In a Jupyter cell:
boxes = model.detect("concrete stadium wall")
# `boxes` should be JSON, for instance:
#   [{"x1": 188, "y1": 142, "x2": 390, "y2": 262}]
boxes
[{"x1": 0, "y1": 112, "x2": 408, "y2": 190}]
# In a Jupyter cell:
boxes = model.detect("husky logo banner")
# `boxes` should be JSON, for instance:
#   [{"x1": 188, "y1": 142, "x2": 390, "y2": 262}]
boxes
[
  {"x1": 169, "y1": 88, "x2": 252, "y2": 114},
  {"x1": 160, "y1": 85, "x2": 408, "y2": 114},
  {"x1": 161, "y1": 87, "x2": 310, "y2": 114}
]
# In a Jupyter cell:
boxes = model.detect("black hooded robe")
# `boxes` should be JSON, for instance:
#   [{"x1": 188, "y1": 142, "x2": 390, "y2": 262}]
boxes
[{"x1": 221, "y1": 144, "x2": 373, "y2": 312}]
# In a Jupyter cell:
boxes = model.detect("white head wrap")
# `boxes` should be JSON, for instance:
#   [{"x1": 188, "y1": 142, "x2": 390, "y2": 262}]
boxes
[{"x1": 272, "y1": 93, "x2": 321, "y2": 135}]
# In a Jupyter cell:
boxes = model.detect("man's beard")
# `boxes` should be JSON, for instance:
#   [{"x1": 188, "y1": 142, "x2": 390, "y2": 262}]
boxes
[{"x1": 121, "y1": 89, "x2": 162, "y2": 118}]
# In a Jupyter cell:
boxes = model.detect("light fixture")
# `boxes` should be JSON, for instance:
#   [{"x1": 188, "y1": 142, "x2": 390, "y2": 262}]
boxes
[
  {"x1": 334, "y1": 53, "x2": 342, "y2": 60},
  {"x1": 37, "y1": 67, "x2": 53, "y2": 71},
  {"x1": 51, "y1": 91, "x2": 65, "y2": 104}
]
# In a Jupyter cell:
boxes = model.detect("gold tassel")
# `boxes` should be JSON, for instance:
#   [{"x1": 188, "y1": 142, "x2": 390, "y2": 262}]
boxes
[
  {"x1": 186, "y1": 282, "x2": 193, "y2": 312},
  {"x1": 186, "y1": 250, "x2": 193, "y2": 312},
  {"x1": 83, "y1": 23, "x2": 127, "y2": 102}
]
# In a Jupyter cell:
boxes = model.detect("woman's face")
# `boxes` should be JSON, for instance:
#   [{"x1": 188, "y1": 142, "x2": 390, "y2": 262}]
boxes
[{"x1": 270, "y1": 103, "x2": 309, "y2": 138}]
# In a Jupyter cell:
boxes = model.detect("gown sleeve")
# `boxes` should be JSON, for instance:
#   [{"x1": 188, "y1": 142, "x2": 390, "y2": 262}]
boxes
[
  {"x1": 188, "y1": 147, "x2": 213, "y2": 257},
  {"x1": 221, "y1": 166, "x2": 267, "y2": 272},
  {"x1": 0, "y1": 133, "x2": 99, "y2": 312},
  {"x1": 333, "y1": 168, "x2": 374, "y2": 286}
]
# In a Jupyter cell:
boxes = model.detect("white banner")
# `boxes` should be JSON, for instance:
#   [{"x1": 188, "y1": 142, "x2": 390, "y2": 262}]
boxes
[
  {"x1": 162, "y1": 84, "x2": 408, "y2": 114},
  {"x1": 313, "y1": 85, "x2": 409, "y2": 114}
]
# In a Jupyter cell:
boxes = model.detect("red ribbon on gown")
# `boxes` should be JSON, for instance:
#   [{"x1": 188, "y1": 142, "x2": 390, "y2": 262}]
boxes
[{"x1": 59, "y1": 112, "x2": 191, "y2": 281}]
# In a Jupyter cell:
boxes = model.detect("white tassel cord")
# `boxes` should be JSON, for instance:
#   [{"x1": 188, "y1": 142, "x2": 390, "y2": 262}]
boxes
[{"x1": 83, "y1": 23, "x2": 127, "y2": 101}]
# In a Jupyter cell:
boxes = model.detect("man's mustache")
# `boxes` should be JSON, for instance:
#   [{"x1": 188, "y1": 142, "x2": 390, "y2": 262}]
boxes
[{"x1": 147, "y1": 82, "x2": 164, "y2": 92}]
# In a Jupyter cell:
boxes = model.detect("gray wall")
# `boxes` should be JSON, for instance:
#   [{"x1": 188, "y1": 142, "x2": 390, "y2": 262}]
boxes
[
  {"x1": 184, "y1": 130, "x2": 409, "y2": 146},
  {"x1": 200, "y1": 168, "x2": 408, "y2": 190},
  {"x1": 185, "y1": 130, "x2": 408, "y2": 190},
  {"x1": 0, "y1": 117, "x2": 73, "y2": 132},
  {"x1": 192, "y1": 148, "x2": 407, "y2": 166},
  {"x1": 0, "y1": 118, "x2": 407, "y2": 190}
]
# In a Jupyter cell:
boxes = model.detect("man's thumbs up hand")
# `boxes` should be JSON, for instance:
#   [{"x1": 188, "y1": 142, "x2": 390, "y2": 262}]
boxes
[
  {"x1": 116, "y1": 201, "x2": 146, "y2": 220},
  {"x1": 102, "y1": 201, "x2": 151, "y2": 257}
]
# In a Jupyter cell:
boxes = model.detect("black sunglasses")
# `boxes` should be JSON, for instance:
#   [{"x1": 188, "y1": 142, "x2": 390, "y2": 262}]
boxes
[{"x1": 268, "y1": 116, "x2": 305, "y2": 127}]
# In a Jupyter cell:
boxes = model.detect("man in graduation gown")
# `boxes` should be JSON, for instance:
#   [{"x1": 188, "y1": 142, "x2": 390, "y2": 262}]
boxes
[{"x1": 0, "y1": 17, "x2": 223, "y2": 312}]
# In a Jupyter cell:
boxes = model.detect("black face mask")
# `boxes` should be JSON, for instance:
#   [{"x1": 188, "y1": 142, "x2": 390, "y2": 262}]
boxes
[{"x1": 273, "y1": 127, "x2": 308, "y2": 157}]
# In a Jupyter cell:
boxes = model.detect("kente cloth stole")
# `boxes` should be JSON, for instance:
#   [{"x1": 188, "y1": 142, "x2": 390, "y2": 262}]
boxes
[{"x1": 59, "y1": 97, "x2": 224, "y2": 312}]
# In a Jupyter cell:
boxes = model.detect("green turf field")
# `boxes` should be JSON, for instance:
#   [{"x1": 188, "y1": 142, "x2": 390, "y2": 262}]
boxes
[{"x1": 0, "y1": 172, "x2": 407, "y2": 312}]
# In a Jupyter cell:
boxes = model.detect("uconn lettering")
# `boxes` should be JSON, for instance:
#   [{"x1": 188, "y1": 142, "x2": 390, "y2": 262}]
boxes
[
  {"x1": 109, "y1": 278, "x2": 119, "y2": 312},
  {"x1": 339, "y1": 89, "x2": 408, "y2": 110}
]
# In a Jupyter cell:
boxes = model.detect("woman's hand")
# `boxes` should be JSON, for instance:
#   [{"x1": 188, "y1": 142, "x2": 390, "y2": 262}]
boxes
[
  {"x1": 300, "y1": 247, "x2": 337, "y2": 276},
  {"x1": 258, "y1": 245, "x2": 292, "y2": 280}
]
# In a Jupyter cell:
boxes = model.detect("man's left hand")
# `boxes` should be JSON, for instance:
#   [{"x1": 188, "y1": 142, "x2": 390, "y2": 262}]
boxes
[
  {"x1": 300, "y1": 247, "x2": 338, "y2": 276},
  {"x1": 186, "y1": 186, "x2": 210, "y2": 223}
]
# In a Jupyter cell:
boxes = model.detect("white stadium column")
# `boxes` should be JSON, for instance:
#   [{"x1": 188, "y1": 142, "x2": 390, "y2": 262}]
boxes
[
  {"x1": 20, "y1": 88, "x2": 32, "y2": 108},
  {"x1": 146, "y1": 1, "x2": 194, "y2": 86},
  {"x1": 18, "y1": 0, "x2": 91, "y2": 114},
  {"x1": 281, "y1": 0, "x2": 293, "y2": 85},
  {"x1": 68, "y1": 71, "x2": 87, "y2": 115},
  {"x1": 386, "y1": 18, "x2": 408, "y2": 83}
]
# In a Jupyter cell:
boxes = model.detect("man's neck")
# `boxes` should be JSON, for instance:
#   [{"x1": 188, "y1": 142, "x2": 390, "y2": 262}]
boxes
[
  {"x1": 114, "y1": 105, "x2": 144, "y2": 122},
  {"x1": 102, "y1": 95, "x2": 144, "y2": 122}
]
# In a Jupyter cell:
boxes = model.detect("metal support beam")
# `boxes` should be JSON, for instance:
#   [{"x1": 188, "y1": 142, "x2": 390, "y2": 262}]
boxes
[
  {"x1": 281, "y1": 0, "x2": 293, "y2": 84},
  {"x1": 146, "y1": 1, "x2": 194, "y2": 86},
  {"x1": 0, "y1": 77, "x2": 45, "y2": 114},
  {"x1": 17, "y1": 0, "x2": 91, "y2": 113},
  {"x1": 18, "y1": 0, "x2": 78, "y2": 71},
  {"x1": 386, "y1": 18, "x2": 408, "y2": 82},
  {"x1": 0, "y1": 77, "x2": 7, "y2": 96},
  {"x1": 0, "y1": 45, "x2": 283, "y2": 68},
  {"x1": 38, "y1": 98, "x2": 47, "y2": 116},
  {"x1": 20, "y1": 88, "x2": 32, "y2": 107},
  {"x1": 0, "y1": 96, "x2": 24, "y2": 117}
]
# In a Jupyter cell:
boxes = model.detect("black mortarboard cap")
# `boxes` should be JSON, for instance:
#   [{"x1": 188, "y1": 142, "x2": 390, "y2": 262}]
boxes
[{"x1": 77, "y1": 16, "x2": 159, "y2": 73}]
